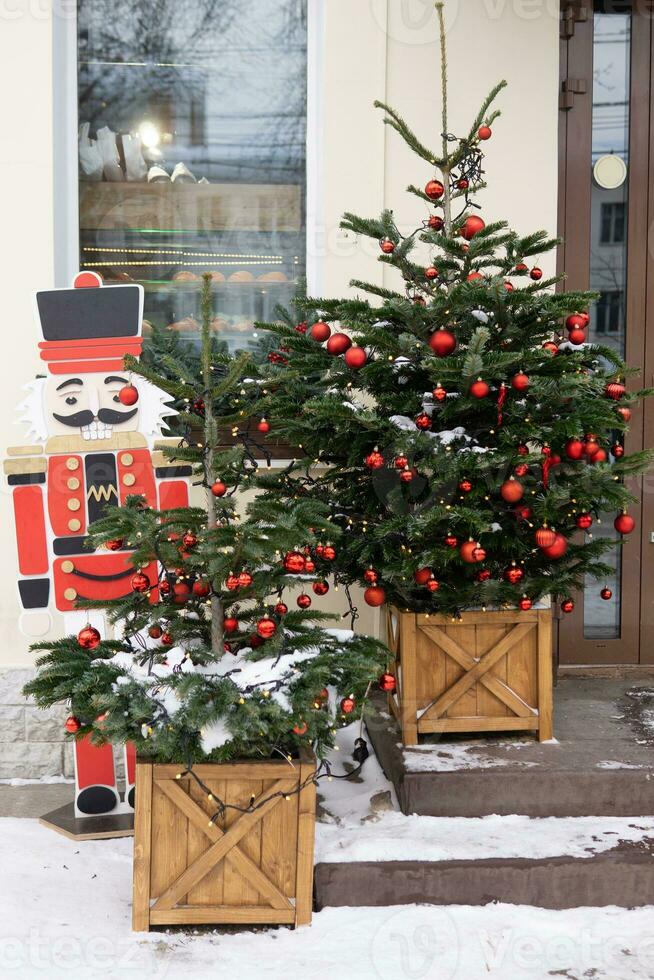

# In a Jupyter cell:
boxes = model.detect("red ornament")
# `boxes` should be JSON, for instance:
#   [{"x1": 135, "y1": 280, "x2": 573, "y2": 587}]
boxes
[
  {"x1": 415, "y1": 413, "x2": 432, "y2": 431},
  {"x1": 565, "y1": 439, "x2": 585, "y2": 460},
  {"x1": 542, "y1": 341, "x2": 559, "y2": 355},
  {"x1": 428, "y1": 214, "x2": 444, "y2": 230},
  {"x1": 313, "y1": 580, "x2": 329, "y2": 596},
  {"x1": 105, "y1": 538, "x2": 123, "y2": 551},
  {"x1": 461, "y1": 215, "x2": 485, "y2": 240},
  {"x1": 293, "y1": 721, "x2": 308, "y2": 736},
  {"x1": 65, "y1": 716, "x2": 81, "y2": 734},
  {"x1": 429, "y1": 329, "x2": 457, "y2": 357},
  {"x1": 561, "y1": 599, "x2": 575, "y2": 614},
  {"x1": 400, "y1": 467, "x2": 415, "y2": 483},
  {"x1": 512, "y1": 372, "x2": 529, "y2": 392},
  {"x1": 256, "y1": 617, "x2": 277, "y2": 640},
  {"x1": 535, "y1": 527, "x2": 557, "y2": 549},
  {"x1": 476, "y1": 569, "x2": 491, "y2": 582},
  {"x1": 514, "y1": 504, "x2": 532, "y2": 521},
  {"x1": 274, "y1": 602, "x2": 288, "y2": 616},
  {"x1": 426, "y1": 578, "x2": 441, "y2": 592},
  {"x1": 460, "y1": 540, "x2": 483, "y2": 563},
  {"x1": 457, "y1": 177, "x2": 469, "y2": 190},
  {"x1": 444, "y1": 534, "x2": 458, "y2": 548},
  {"x1": 504, "y1": 565, "x2": 524, "y2": 584},
  {"x1": 614, "y1": 512, "x2": 635, "y2": 535},
  {"x1": 380, "y1": 237, "x2": 395, "y2": 254},
  {"x1": 193, "y1": 579, "x2": 211, "y2": 597},
  {"x1": 425, "y1": 179, "x2": 445, "y2": 200},
  {"x1": 364, "y1": 586, "x2": 386, "y2": 607},
  {"x1": 514, "y1": 463, "x2": 529, "y2": 477},
  {"x1": 568, "y1": 327, "x2": 586, "y2": 346},
  {"x1": 530, "y1": 267, "x2": 543, "y2": 281},
  {"x1": 223, "y1": 617, "x2": 239, "y2": 634},
  {"x1": 500, "y1": 478, "x2": 524, "y2": 503},
  {"x1": 257, "y1": 418, "x2": 271, "y2": 434},
  {"x1": 414, "y1": 567, "x2": 432, "y2": 585},
  {"x1": 612, "y1": 443, "x2": 625, "y2": 458},
  {"x1": 173, "y1": 582, "x2": 191, "y2": 604},
  {"x1": 470, "y1": 378, "x2": 490, "y2": 399},
  {"x1": 584, "y1": 438, "x2": 600, "y2": 458},
  {"x1": 514, "y1": 263, "x2": 528, "y2": 274},
  {"x1": 458, "y1": 479, "x2": 473, "y2": 494},
  {"x1": 467, "y1": 271, "x2": 484, "y2": 281},
  {"x1": 118, "y1": 384, "x2": 139, "y2": 406},
  {"x1": 601, "y1": 587, "x2": 613, "y2": 601},
  {"x1": 340, "y1": 696, "x2": 356, "y2": 714},
  {"x1": 225, "y1": 574, "x2": 240, "y2": 591},
  {"x1": 379, "y1": 672, "x2": 396, "y2": 693},
  {"x1": 576, "y1": 513, "x2": 593, "y2": 530},
  {"x1": 365, "y1": 450, "x2": 386, "y2": 468},
  {"x1": 161, "y1": 632, "x2": 173, "y2": 646},
  {"x1": 617, "y1": 406, "x2": 631, "y2": 422},
  {"x1": 326, "y1": 332, "x2": 352, "y2": 356},
  {"x1": 131, "y1": 572, "x2": 150, "y2": 593},
  {"x1": 238, "y1": 571, "x2": 253, "y2": 588},
  {"x1": 322, "y1": 545, "x2": 336, "y2": 561},
  {"x1": 591, "y1": 448, "x2": 608, "y2": 464},
  {"x1": 478, "y1": 125, "x2": 492, "y2": 140},
  {"x1": 345, "y1": 346, "x2": 367, "y2": 369},
  {"x1": 77, "y1": 625, "x2": 101, "y2": 650},
  {"x1": 425, "y1": 265, "x2": 439, "y2": 280},
  {"x1": 182, "y1": 532, "x2": 197, "y2": 549},
  {"x1": 543, "y1": 533, "x2": 568, "y2": 559},
  {"x1": 433, "y1": 384, "x2": 447, "y2": 402},
  {"x1": 517, "y1": 444, "x2": 529, "y2": 456},
  {"x1": 394, "y1": 455, "x2": 409, "y2": 470},
  {"x1": 364, "y1": 568, "x2": 378, "y2": 584},
  {"x1": 211, "y1": 481, "x2": 227, "y2": 497},
  {"x1": 158, "y1": 579, "x2": 171, "y2": 596},
  {"x1": 249, "y1": 635, "x2": 264, "y2": 649},
  {"x1": 606, "y1": 381, "x2": 626, "y2": 401},
  {"x1": 297, "y1": 593, "x2": 312, "y2": 609},
  {"x1": 519, "y1": 596, "x2": 533, "y2": 611},
  {"x1": 310, "y1": 320, "x2": 331, "y2": 342},
  {"x1": 148, "y1": 625, "x2": 163, "y2": 639},
  {"x1": 304, "y1": 558, "x2": 316, "y2": 573},
  {"x1": 284, "y1": 551, "x2": 306, "y2": 573}
]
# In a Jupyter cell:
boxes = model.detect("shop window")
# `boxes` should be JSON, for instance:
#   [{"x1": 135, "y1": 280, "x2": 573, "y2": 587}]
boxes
[
  {"x1": 77, "y1": 0, "x2": 307, "y2": 354},
  {"x1": 595, "y1": 289, "x2": 623, "y2": 333},
  {"x1": 599, "y1": 201, "x2": 626, "y2": 244}
]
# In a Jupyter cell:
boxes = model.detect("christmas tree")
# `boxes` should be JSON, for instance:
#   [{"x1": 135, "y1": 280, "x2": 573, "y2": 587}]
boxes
[
  {"x1": 254, "y1": 3, "x2": 654, "y2": 618},
  {"x1": 24, "y1": 274, "x2": 385, "y2": 764}
]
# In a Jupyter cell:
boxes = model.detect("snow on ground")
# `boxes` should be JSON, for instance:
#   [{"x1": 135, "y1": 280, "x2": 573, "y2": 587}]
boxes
[
  {"x1": 402, "y1": 740, "x2": 542, "y2": 772},
  {"x1": 2, "y1": 818, "x2": 654, "y2": 979}
]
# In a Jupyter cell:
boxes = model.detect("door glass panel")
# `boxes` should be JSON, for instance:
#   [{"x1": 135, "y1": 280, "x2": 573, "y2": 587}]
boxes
[
  {"x1": 583, "y1": 2, "x2": 630, "y2": 640},
  {"x1": 77, "y1": 0, "x2": 307, "y2": 356}
]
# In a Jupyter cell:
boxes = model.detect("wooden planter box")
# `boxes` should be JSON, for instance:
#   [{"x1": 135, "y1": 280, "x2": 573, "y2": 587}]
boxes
[
  {"x1": 386, "y1": 608, "x2": 553, "y2": 746},
  {"x1": 132, "y1": 748, "x2": 316, "y2": 930}
]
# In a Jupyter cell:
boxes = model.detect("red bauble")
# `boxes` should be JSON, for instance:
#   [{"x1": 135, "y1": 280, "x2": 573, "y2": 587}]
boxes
[
  {"x1": 470, "y1": 378, "x2": 490, "y2": 399},
  {"x1": 566, "y1": 313, "x2": 586, "y2": 330},
  {"x1": 512, "y1": 372, "x2": 530, "y2": 392},
  {"x1": 476, "y1": 569, "x2": 491, "y2": 582},
  {"x1": 535, "y1": 527, "x2": 557, "y2": 549},
  {"x1": 238, "y1": 571, "x2": 253, "y2": 588},
  {"x1": 561, "y1": 599, "x2": 575, "y2": 614},
  {"x1": 65, "y1": 715, "x2": 81, "y2": 734},
  {"x1": 158, "y1": 579, "x2": 172, "y2": 596},
  {"x1": 461, "y1": 216, "x2": 486, "y2": 240},
  {"x1": 425, "y1": 265, "x2": 439, "y2": 280},
  {"x1": 340, "y1": 696, "x2": 356, "y2": 714},
  {"x1": 591, "y1": 448, "x2": 608, "y2": 464},
  {"x1": 223, "y1": 617, "x2": 239, "y2": 634},
  {"x1": 148, "y1": 625, "x2": 163, "y2": 639},
  {"x1": 514, "y1": 263, "x2": 528, "y2": 274},
  {"x1": 364, "y1": 586, "x2": 387, "y2": 607},
  {"x1": 415, "y1": 413, "x2": 432, "y2": 431},
  {"x1": 565, "y1": 439, "x2": 585, "y2": 460},
  {"x1": 77, "y1": 625, "x2": 101, "y2": 650},
  {"x1": 542, "y1": 341, "x2": 559, "y2": 355},
  {"x1": 322, "y1": 545, "x2": 336, "y2": 561},
  {"x1": 504, "y1": 281, "x2": 514, "y2": 292},
  {"x1": 379, "y1": 672, "x2": 397, "y2": 693},
  {"x1": 256, "y1": 617, "x2": 277, "y2": 640},
  {"x1": 394, "y1": 454, "x2": 409, "y2": 470},
  {"x1": 614, "y1": 512, "x2": 635, "y2": 535},
  {"x1": 478, "y1": 125, "x2": 492, "y2": 140},
  {"x1": 182, "y1": 532, "x2": 197, "y2": 549},
  {"x1": 467, "y1": 271, "x2": 484, "y2": 281},
  {"x1": 514, "y1": 504, "x2": 532, "y2": 521},
  {"x1": 514, "y1": 463, "x2": 529, "y2": 477},
  {"x1": 530, "y1": 267, "x2": 543, "y2": 281},
  {"x1": 284, "y1": 551, "x2": 306, "y2": 573},
  {"x1": 458, "y1": 479, "x2": 473, "y2": 493},
  {"x1": 173, "y1": 582, "x2": 191, "y2": 604},
  {"x1": 211, "y1": 481, "x2": 227, "y2": 497},
  {"x1": 225, "y1": 574, "x2": 240, "y2": 591},
  {"x1": 500, "y1": 478, "x2": 524, "y2": 503},
  {"x1": 617, "y1": 406, "x2": 631, "y2": 422},
  {"x1": 612, "y1": 443, "x2": 625, "y2": 458},
  {"x1": 444, "y1": 534, "x2": 458, "y2": 548},
  {"x1": 460, "y1": 540, "x2": 483, "y2": 563},
  {"x1": 517, "y1": 444, "x2": 529, "y2": 456},
  {"x1": 193, "y1": 579, "x2": 211, "y2": 597},
  {"x1": 519, "y1": 597, "x2": 533, "y2": 611},
  {"x1": 365, "y1": 450, "x2": 386, "y2": 468},
  {"x1": 457, "y1": 177, "x2": 469, "y2": 190},
  {"x1": 399, "y1": 468, "x2": 415, "y2": 484},
  {"x1": 161, "y1": 631, "x2": 173, "y2": 646},
  {"x1": 249, "y1": 635, "x2": 264, "y2": 649},
  {"x1": 504, "y1": 565, "x2": 524, "y2": 584},
  {"x1": 274, "y1": 602, "x2": 288, "y2": 616},
  {"x1": 433, "y1": 384, "x2": 447, "y2": 402},
  {"x1": 380, "y1": 237, "x2": 395, "y2": 254},
  {"x1": 297, "y1": 593, "x2": 312, "y2": 609},
  {"x1": 428, "y1": 214, "x2": 444, "y2": 230},
  {"x1": 426, "y1": 578, "x2": 441, "y2": 593},
  {"x1": 425, "y1": 179, "x2": 445, "y2": 200},
  {"x1": 579, "y1": 311, "x2": 590, "y2": 326},
  {"x1": 105, "y1": 538, "x2": 123, "y2": 551},
  {"x1": 345, "y1": 345, "x2": 367, "y2": 369},
  {"x1": 326, "y1": 332, "x2": 352, "y2": 355},
  {"x1": 543, "y1": 533, "x2": 568, "y2": 559},
  {"x1": 364, "y1": 568, "x2": 378, "y2": 584},
  {"x1": 584, "y1": 439, "x2": 600, "y2": 458},
  {"x1": 568, "y1": 328, "x2": 587, "y2": 346},
  {"x1": 429, "y1": 329, "x2": 457, "y2": 357},
  {"x1": 313, "y1": 580, "x2": 329, "y2": 596},
  {"x1": 310, "y1": 320, "x2": 331, "y2": 342},
  {"x1": 601, "y1": 587, "x2": 613, "y2": 601},
  {"x1": 304, "y1": 558, "x2": 316, "y2": 573},
  {"x1": 293, "y1": 721, "x2": 308, "y2": 736},
  {"x1": 606, "y1": 381, "x2": 626, "y2": 401},
  {"x1": 131, "y1": 572, "x2": 150, "y2": 593},
  {"x1": 118, "y1": 384, "x2": 139, "y2": 406},
  {"x1": 257, "y1": 418, "x2": 271, "y2": 434},
  {"x1": 576, "y1": 513, "x2": 593, "y2": 530},
  {"x1": 414, "y1": 567, "x2": 432, "y2": 585}
]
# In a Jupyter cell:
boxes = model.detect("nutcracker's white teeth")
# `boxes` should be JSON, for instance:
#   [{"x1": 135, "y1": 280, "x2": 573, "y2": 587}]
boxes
[{"x1": 80, "y1": 421, "x2": 113, "y2": 441}]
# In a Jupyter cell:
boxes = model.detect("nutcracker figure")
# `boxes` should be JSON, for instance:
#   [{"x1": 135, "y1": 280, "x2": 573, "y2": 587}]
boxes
[{"x1": 4, "y1": 272, "x2": 192, "y2": 818}]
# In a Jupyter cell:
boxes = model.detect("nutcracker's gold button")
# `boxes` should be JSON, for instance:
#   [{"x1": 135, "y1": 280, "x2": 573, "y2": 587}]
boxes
[
  {"x1": 64, "y1": 588, "x2": 77, "y2": 601},
  {"x1": 66, "y1": 458, "x2": 79, "y2": 471},
  {"x1": 68, "y1": 518, "x2": 81, "y2": 532},
  {"x1": 61, "y1": 560, "x2": 74, "y2": 574},
  {"x1": 123, "y1": 473, "x2": 136, "y2": 487},
  {"x1": 67, "y1": 477, "x2": 80, "y2": 490},
  {"x1": 121, "y1": 453, "x2": 134, "y2": 466},
  {"x1": 67, "y1": 498, "x2": 81, "y2": 511}
]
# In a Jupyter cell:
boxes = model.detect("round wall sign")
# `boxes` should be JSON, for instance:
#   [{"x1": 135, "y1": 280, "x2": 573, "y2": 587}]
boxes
[{"x1": 593, "y1": 154, "x2": 627, "y2": 189}]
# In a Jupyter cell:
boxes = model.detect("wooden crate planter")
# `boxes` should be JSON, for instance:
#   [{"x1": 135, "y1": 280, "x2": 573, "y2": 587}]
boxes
[
  {"x1": 132, "y1": 748, "x2": 316, "y2": 930},
  {"x1": 386, "y1": 608, "x2": 553, "y2": 746}
]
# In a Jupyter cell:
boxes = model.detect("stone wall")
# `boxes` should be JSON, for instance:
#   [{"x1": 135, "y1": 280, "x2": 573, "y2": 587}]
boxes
[{"x1": 0, "y1": 668, "x2": 71, "y2": 779}]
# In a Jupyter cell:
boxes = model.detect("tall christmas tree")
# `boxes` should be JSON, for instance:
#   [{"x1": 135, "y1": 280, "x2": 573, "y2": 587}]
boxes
[
  {"x1": 254, "y1": 2, "x2": 654, "y2": 617},
  {"x1": 24, "y1": 275, "x2": 384, "y2": 763}
]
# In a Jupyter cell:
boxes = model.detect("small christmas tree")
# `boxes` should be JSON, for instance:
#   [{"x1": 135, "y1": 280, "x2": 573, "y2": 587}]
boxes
[
  {"x1": 254, "y1": 2, "x2": 654, "y2": 617},
  {"x1": 24, "y1": 274, "x2": 384, "y2": 764}
]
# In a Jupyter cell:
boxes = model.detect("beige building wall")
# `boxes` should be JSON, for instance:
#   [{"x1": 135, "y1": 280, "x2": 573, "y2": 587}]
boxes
[{"x1": 0, "y1": 0, "x2": 560, "y2": 670}]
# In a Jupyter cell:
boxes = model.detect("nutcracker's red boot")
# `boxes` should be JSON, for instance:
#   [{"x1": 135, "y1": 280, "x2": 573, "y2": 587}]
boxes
[{"x1": 74, "y1": 736, "x2": 120, "y2": 816}]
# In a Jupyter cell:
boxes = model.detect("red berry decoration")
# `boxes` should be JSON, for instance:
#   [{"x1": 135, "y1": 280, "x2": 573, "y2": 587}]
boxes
[
  {"x1": 380, "y1": 237, "x2": 395, "y2": 254},
  {"x1": 283, "y1": 551, "x2": 306, "y2": 573},
  {"x1": 561, "y1": 599, "x2": 575, "y2": 614},
  {"x1": 297, "y1": 593, "x2": 312, "y2": 609},
  {"x1": 458, "y1": 479, "x2": 473, "y2": 493},
  {"x1": 345, "y1": 345, "x2": 367, "y2": 369},
  {"x1": 414, "y1": 567, "x2": 432, "y2": 585},
  {"x1": 530, "y1": 266, "x2": 543, "y2": 281},
  {"x1": 425, "y1": 265, "x2": 439, "y2": 280},
  {"x1": 223, "y1": 617, "x2": 239, "y2": 634},
  {"x1": 257, "y1": 418, "x2": 270, "y2": 434},
  {"x1": 394, "y1": 455, "x2": 409, "y2": 470},
  {"x1": 478, "y1": 125, "x2": 492, "y2": 140},
  {"x1": 65, "y1": 716, "x2": 81, "y2": 734},
  {"x1": 274, "y1": 602, "x2": 288, "y2": 615},
  {"x1": 461, "y1": 215, "x2": 486, "y2": 240},
  {"x1": 131, "y1": 572, "x2": 150, "y2": 593},
  {"x1": 500, "y1": 478, "x2": 524, "y2": 504},
  {"x1": 504, "y1": 564, "x2": 524, "y2": 584},
  {"x1": 606, "y1": 381, "x2": 626, "y2": 401},
  {"x1": 340, "y1": 696, "x2": 356, "y2": 714},
  {"x1": 601, "y1": 588, "x2": 613, "y2": 601},
  {"x1": 193, "y1": 579, "x2": 211, "y2": 597},
  {"x1": 148, "y1": 625, "x2": 163, "y2": 639},
  {"x1": 460, "y1": 540, "x2": 483, "y2": 563},
  {"x1": 379, "y1": 672, "x2": 397, "y2": 693},
  {"x1": 118, "y1": 384, "x2": 139, "y2": 406},
  {"x1": 364, "y1": 568, "x2": 378, "y2": 584},
  {"x1": 568, "y1": 328, "x2": 586, "y2": 346},
  {"x1": 433, "y1": 384, "x2": 447, "y2": 402},
  {"x1": 470, "y1": 378, "x2": 490, "y2": 399},
  {"x1": 425, "y1": 179, "x2": 445, "y2": 200},
  {"x1": 211, "y1": 480, "x2": 227, "y2": 497},
  {"x1": 535, "y1": 527, "x2": 557, "y2": 549},
  {"x1": 295, "y1": 321, "x2": 307, "y2": 334},
  {"x1": 543, "y1": 533, "x2": 568, "y2": 559},
  {"x1": 77, "y1": 625, "x2": 101, "y2": 650},
  {"x1": 105, "y1": 538, "x2": 123, "y2": 551},
  {"x1": 614, "y1": 512, "x2": 635, "y2": 535},
  {"x1": 310, "y1": 319, "x2": 331, "y2": 342},
  {"x1": 576, "y1": 513, "x2": 593, "y2": 530},
  {"x1": 365, "y1": 450, "x2": 386, "y2": 468},
  {"x1": 313, "y1": 580, "x2": 329, "y2": 596},
  {"x1": 326, "y1": 332, "x2": 352, "y2": 356},
  {"x1": 429, "y1": 328, "x2": 457, "y2": 357},
  {"x1": 322, "y1": 545, "x2": 336, "y2": 561},
  {"x1": 256, "y1": 617, "x2": 277, "y2": 640},
  {"x1": 415, "y1": 413, "x2": 432, "y2": 431},
  {"x1": 512, "y1": 372, "x2": 529, "y2": 392},
  {"x1": 428, "y1": 214, "x2": 444, "y2": 230},
  {"x1": 364, "y1": 586, "x2": 386, "y2": 607},
  {"x1": 565, "y1": 438, "x2": 585, "y2": 460},
  {"x1": 444, "y1": 534, "x2": 458, "y2": 548},
  {"x1": 519, "y1": 596, "x2": 533, "y2": 611}
]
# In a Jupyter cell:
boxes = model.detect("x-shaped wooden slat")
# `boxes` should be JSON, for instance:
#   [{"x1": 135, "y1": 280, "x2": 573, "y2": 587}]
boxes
[
  {"x1": 419, "y1": 623, "x2": 537, "y2": 722},
  {"x1": 152, "y1": 778, "x2": 295, "y2": 912}
]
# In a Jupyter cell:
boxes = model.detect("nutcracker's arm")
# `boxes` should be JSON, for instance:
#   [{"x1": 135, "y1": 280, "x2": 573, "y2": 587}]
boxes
[
  {"x1": 3, "y1": 447, "x2": 50, "y2": 610},
  {"x1": 153, "y1": 440, "x2": 192, "y2": 509}
]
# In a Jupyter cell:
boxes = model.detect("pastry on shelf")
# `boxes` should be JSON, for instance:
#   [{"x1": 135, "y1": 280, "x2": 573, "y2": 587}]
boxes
[
  {"x1": 147, "y1": 165, "x2": 170, "y2": 183},
  {"x1": 232, "y1": 319, "x2": 255, "y2": 333},
  {"x1": 171, "y1": 162, "x2": 197, "y2": 183},
  {"x1": 211, "y1": 316, "x2": 230, "y2": 332},
  {"x1": 209, "y1": 270, "x2": 226, "y2": 282},
  {"x1": 228, "y1": 270, "x2": 255, "y2": 282},
  {"x1": 172, "y1": 271, "x2": 198, "y2": 282},
  {"x1": 168, "y1": 316, "x2": 200, "y2": 333},
  {"x1": 257, "y1": 271, "x2": 288, "y2": 282}
]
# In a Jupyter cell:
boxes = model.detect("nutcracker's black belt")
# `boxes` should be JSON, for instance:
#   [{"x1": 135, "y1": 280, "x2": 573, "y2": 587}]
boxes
[{"x1": 53, "y1": 536, "x2": 131, "y2": 556}]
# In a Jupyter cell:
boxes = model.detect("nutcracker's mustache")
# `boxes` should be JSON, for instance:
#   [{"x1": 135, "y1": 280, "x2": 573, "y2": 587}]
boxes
[{"x1": 53, "y1": 408, "x2": 138, "y2": 427}]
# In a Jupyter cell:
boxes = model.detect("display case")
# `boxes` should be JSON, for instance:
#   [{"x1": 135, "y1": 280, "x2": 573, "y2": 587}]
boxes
[{"x1": 76, "y1": 0, "x2": 307, "y2": 354}]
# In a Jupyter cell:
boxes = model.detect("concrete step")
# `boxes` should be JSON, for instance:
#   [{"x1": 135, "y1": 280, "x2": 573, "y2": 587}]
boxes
[{"x1": 366, "y1": 680, "x2": 654, "y2": 817}]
